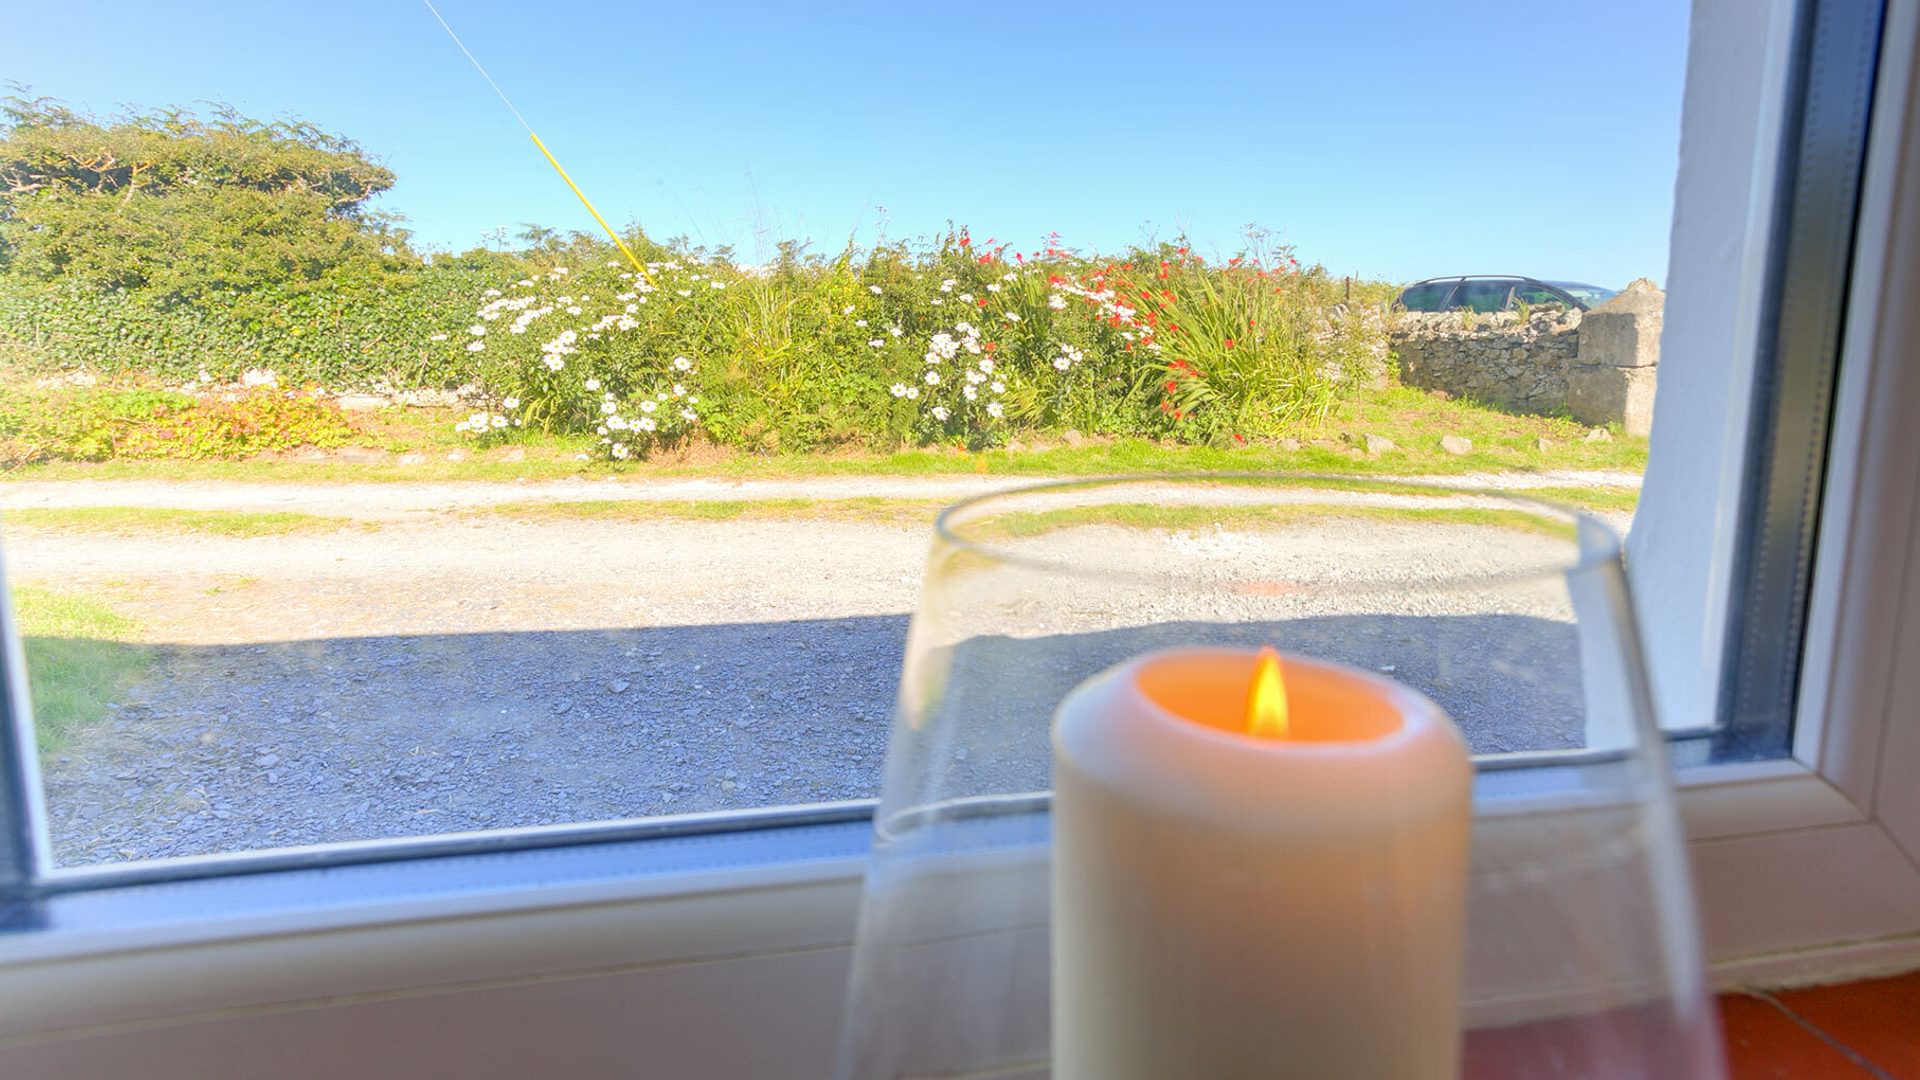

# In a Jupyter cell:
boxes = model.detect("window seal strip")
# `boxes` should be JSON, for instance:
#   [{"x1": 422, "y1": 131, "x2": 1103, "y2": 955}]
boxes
[{"x1": 1717, "y1": 0, "x2": 1889, "y2": 759}]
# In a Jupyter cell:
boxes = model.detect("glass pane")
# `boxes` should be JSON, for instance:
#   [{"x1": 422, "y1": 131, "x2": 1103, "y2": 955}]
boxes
[
  {"x1": 1451, "y1": 280, "x2": 1518, "y2": 312},
  {"x1": 0, "y1": 1, "x2": 1710, "y2": 867},
  {"x1": 1398, "y1": 282, "x2": 1455, "y2": 310}
]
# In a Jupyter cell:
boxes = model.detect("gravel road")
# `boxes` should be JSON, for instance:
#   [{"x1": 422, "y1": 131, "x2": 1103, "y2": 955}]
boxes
[{"x1": 5, "y1": 477, "x2": 1630, "y2": 867}]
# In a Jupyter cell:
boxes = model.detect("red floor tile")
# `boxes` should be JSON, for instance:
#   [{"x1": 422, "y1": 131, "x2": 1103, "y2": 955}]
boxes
[
  {"x1": 1719, "y1": 993, "x2": 1875, "y2": 1079},
  {"x1": 1773, "y1": 971, "x2": 1920, "y2": 1078}
]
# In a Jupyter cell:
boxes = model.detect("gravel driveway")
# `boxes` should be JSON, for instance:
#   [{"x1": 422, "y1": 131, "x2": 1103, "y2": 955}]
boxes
[{"x1": 6, "y1": 478, "x2": 1629, "y2": 867}]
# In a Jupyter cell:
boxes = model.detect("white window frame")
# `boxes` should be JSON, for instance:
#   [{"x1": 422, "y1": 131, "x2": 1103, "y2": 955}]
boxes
[{"x1": 1, "y1": 1, "x2": 1918, "y2": 1074}]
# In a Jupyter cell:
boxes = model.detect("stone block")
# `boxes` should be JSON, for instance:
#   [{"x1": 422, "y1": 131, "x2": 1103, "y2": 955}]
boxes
[
  {"x1": 1577, "y1": 277, "x2": 1664, "y2": 368},
  {"x1": 1567, "y1": 365, "x2": 1658, "y2": 436},
  {"x1": 1578, "y1": 308, "x2": 1662, "y2": 368}
]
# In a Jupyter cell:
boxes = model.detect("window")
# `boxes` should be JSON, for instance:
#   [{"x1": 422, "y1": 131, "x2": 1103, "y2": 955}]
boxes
[
  {"x1": 4, "y1": 0, "x2": 1919, "y2": 1072},
  {"x1": 1511, "y1": 282, "x2": 1567, "y2": 306},
  {"x1": 1449, "y1": 279, "x2": 1518, "y2": 312},
  {"x1": 1397, "y1": 281, "x2": 1456, "y2": 310}
]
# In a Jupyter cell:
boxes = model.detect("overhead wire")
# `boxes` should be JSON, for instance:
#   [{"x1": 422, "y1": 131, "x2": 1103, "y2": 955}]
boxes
[{"x1": 419, "y1": 0, "x2": 651, "y2": 283}]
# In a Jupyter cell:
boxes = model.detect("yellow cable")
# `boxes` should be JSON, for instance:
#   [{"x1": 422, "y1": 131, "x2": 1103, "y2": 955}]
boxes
[{"x1": 530, "y1": 133, "x2": 651, "y2": 285}]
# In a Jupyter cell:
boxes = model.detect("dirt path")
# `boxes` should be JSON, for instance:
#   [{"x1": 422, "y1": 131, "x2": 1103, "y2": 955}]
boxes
[{"x1": 8, "y1": 476, "x2": 1619, "y2": 867}]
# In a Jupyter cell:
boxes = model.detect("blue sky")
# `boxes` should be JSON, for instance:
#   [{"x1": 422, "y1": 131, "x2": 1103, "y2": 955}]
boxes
[{"x1": 0, "y1": 1, "x2": 1690, "y2": 286}]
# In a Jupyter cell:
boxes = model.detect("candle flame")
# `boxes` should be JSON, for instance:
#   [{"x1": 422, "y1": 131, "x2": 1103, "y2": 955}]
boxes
[{"x1": 1246, "y1": 647, "x2": 1289, "y2": 738}]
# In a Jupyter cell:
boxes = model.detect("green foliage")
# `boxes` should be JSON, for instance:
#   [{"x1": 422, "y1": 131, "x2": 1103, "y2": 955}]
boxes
[
  {"x1": 0, "y1": 384, "x2": 359, "y2": 464},
  {"x1": 0, "y1": 96, "x2": 1396, "y2": 455},
  {"x1": 0, "y1": 266, "x2": 501, "y2": 388},
  {"x1": 1, "y1": 96, "x2": 409, "y2": 308},
  {"x1": 446, "y1": 229, "x2": 1389, "y2": 457}
]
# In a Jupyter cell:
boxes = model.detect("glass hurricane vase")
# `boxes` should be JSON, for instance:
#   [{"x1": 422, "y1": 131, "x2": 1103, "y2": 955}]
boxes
[{"x1": 834, "y1": 475, "x2": 1723, "y2": 1080}]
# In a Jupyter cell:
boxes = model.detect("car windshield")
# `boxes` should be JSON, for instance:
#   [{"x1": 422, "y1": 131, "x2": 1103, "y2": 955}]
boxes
[{"x1": 1547, "y1": 281, "x2": 1618, "y2": 306}]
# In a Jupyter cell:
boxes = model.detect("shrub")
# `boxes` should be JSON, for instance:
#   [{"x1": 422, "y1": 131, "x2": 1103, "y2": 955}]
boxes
[{"x1": 438, "y1": 229, "x2": 1388, "y2": 457}]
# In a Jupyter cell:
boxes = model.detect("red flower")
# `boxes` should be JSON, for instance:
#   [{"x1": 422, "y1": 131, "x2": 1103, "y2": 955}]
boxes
[
  {"x1": 984, "y1": 342, "x2": 997, "y2": 352},
  {"x1": 1165, "y1": 380, "x2": 1179, "y2": 392},
  {"x1": 1157, "y1": 268, "x2": 1169, "y2": 280},
  {"x1": 1229, "y1": 256, "x2": 1243, "y2": 266},
  {"x1": 1224, "y1": 338, "x2": 1235, "y2": 348},
  {"x1": 1173, "y1": 410, "x2": 1185, "y2": 420},
  {"x1": 1233, "y1": 433, "x2": 1245, "y2": 444},
  {"x1": 1048, "y1": 274, "x2": 1064, "y2": 285},
  {"x1": 1160, "y1": 400, "x2": 1172, "y2": 412},
  {"x1": 977, "y1": 297, "x2": 988, "y2": 307},
  {"x1": 1176, "y1": 247, "x2": 1188, "y2": 256},
  {"x1": 1161, "y1": 290, "x2": 1173, "y2": 301}
]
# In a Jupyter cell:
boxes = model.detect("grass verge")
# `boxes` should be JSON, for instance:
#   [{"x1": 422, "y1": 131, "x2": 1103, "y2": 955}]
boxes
[
  {"x1": 0, "y1": 386, "x2": 1647, "y2": 485},
  {"x1": 479, "y1": 497, "x2": 951, "y2": 527},
  {"x1": 5, "y1": 506, "x2": 358, "y2": 537},
  {"x1": 12, "y1": 585, "x2": 149, "y2": 753},
  {"x1": 965, "y1": 502, "x2": 1580, "y2": 543}
]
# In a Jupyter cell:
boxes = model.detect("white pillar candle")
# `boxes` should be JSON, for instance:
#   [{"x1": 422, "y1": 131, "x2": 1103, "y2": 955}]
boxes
[{"x1": 1052, "y1": 647, "x2": 1472, "y2": 1080}]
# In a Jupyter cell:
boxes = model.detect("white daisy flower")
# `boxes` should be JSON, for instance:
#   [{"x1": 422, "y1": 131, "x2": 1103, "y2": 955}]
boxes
[
  {"x1": 640, "y1": 400, "x2": 658, "y2": 413},
  {"x1": 932, "y1": 406, "x2": 950, "y2": 421},
  {"x1": 502, "y1": 397, "x2": 520, "y2": 410},
  {"x1": 986, "y1": 401, "x2": 1004, "y2": 418},
  {"x1": 868, "y1": 285, "x2": 882, "y2": 294},
  {"x1": 924, "y1": 371, "x2": 940, "y2": 385},
  {"x1": 585, "y1": 378, "x2": 601, "y2": 391},
  {"x1": 890, "y1": 383, "x2": 908, "y2": 398}
]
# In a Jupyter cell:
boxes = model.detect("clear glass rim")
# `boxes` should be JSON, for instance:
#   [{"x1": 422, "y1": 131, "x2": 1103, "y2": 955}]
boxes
[{"x1": 930, "y1": 473, "x2": 1624, "y2": 592}]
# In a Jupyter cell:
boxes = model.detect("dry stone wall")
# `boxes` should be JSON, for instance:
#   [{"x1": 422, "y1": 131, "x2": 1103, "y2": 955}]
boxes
[{"x1": 1389, "y1": 279, "x2": 1663, "y2": 435}]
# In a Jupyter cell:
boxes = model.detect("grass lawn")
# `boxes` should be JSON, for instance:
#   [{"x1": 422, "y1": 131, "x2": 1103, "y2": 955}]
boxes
[
  {"x1": 4, "y1": 507, "x2": 358, "y2": 537},
  {"x1": 11, "y1": 585, "x2": 149, "y2": 753},
  {"x1": 0, "y1": 386, "x2": 1646, "y2": 485}
]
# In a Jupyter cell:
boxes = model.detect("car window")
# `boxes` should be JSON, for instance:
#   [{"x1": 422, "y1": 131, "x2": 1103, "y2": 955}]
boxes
[
  {"x1": 1451, "y1": 281, "x2": 1515, "y2": 312},
  {"x1": 1397, "y1": 283, "x2": 1454, "y2": 311},
  {"x1": 1513, "y1": 284, "x2": 1565, "y2": 307}
]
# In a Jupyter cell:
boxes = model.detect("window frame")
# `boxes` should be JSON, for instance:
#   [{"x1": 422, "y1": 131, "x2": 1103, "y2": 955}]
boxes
[{"x1": 2, "y1": 0, "x2": 1919, "y2": 1071}]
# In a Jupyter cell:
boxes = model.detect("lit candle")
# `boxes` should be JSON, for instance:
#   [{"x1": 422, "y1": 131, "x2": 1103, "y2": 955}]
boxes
[{"x1": 1051, "y1": 647, "x2": 1472, "y2": 1080}]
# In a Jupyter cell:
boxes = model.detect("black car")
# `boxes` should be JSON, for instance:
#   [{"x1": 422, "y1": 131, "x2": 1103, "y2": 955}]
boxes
[{"x1": 1396, "y1": 275, "x2": 1617, "y2": 313}]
